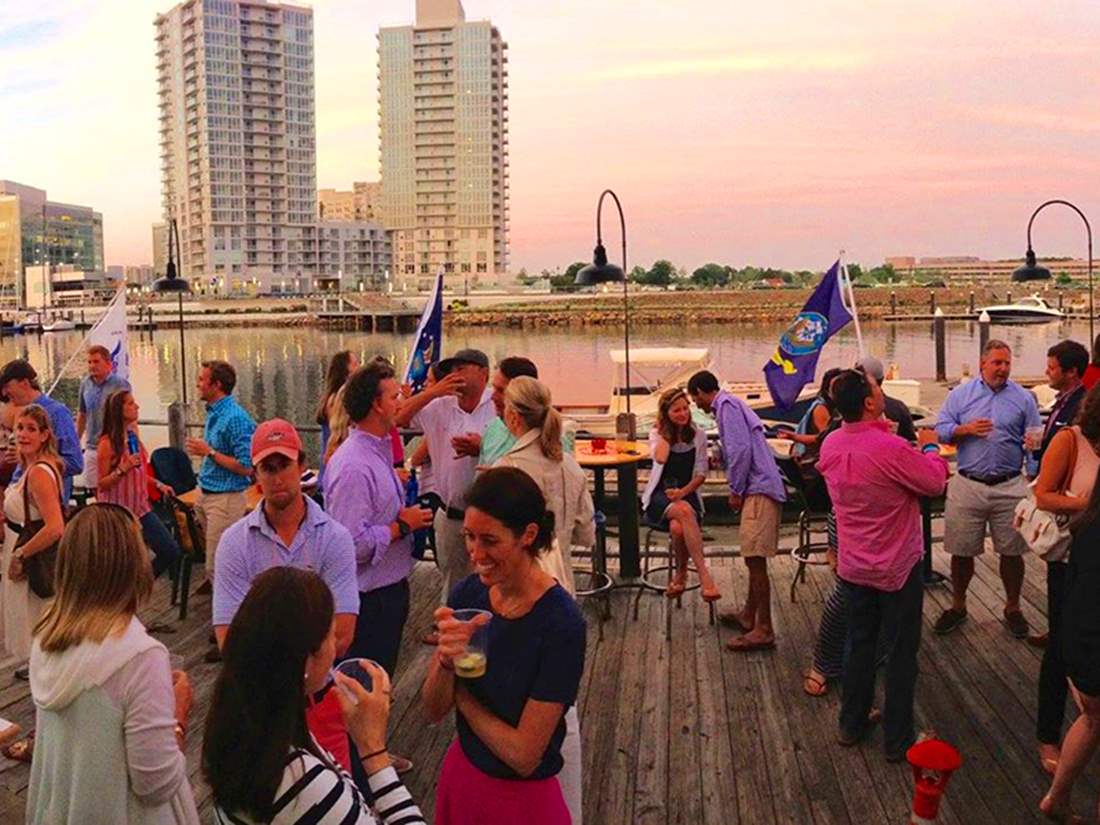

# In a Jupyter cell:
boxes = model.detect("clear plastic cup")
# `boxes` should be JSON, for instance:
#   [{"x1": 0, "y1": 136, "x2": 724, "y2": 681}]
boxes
[
  {"x1": 451, "y1": 608, "x2": 493, "y2": 679},
  {"x1": 1026, "y1": 425, "x2": 1045, "y2": 452},
  {"x1": 330, "y1": 658, "x2": 383, "y2": 704}
]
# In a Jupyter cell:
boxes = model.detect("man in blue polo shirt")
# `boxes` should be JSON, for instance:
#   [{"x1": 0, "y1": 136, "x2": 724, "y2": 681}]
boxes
[
  {"x1": 186, "y1": 360, "x2": 256, "y2": 593},
  {"x1": 213, "y1": 418, "x2": 360, "y2": 765},
  {"x1": 934, "y1": 339, "x2": 1040, "y2": 639},
  {"x1": 0, "y1": 359, "x2": 83, "y2": 503},
  {"x1": 76, "y1": 344, "x2": 130, "y2": 489}
]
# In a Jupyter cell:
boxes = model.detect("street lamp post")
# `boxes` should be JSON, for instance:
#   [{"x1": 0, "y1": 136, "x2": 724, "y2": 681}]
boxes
[
  {"x1": 1013, "y1": 199, "x2": 1093, "y2": 343},
  {"x1": 152, "y1": 217, "x2": 191, "y2": 405},
  {"x1": 575, "y1": 189, "x2": 632, "y2": 436}
]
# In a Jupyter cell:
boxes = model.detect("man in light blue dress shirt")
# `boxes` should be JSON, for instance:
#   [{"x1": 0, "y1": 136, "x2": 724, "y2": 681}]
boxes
[{"x1": 933, "y1": 340, "x2": 1040, "y2": 639}]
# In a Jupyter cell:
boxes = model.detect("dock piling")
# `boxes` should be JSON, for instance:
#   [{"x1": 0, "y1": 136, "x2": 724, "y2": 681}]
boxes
[
  {"x1": 978, "y1": 310, "x2": 991, "y2": 357},
  {"x1": 934, "y1": 308, "x2": 947, "y2": 382}
]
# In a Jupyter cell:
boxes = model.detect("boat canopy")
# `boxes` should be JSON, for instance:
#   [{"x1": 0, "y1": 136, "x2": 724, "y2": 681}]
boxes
[{"x1": 608, "y1": 347, "x2": 709, "y2": 366}]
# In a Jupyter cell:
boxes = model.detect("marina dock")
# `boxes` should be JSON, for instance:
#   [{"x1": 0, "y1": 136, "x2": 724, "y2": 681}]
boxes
[{"x1": 0, "y1": 524, "x2": 1092, "y2": 823}]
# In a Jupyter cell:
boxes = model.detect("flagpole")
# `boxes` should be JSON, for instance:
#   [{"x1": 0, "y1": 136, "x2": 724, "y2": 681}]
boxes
[
  {"x1": 45, "y1": 288, "x2": 125, "y2": 397},
  {"x1": 838, "y1": 250, "x2": 865, "y2": 358}
]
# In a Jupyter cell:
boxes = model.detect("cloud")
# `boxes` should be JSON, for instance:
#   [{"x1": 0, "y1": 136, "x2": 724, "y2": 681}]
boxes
[{"x1": 970, "y1": 104, "x2": 1100, "y2": 134}]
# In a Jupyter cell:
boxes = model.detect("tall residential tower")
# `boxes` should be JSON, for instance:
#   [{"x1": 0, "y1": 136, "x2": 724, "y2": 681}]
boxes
[
  {"x1": 155, "y1": 0, "x2": 318, "y2": 293},
  {"x1": 379, "y1": 0, "x2": 510, "y2": 292}
]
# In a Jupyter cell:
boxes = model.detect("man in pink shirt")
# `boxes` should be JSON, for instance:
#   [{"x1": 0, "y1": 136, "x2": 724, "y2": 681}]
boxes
[{"x1": 817, "y1": 368, "x2": 949, "y2": 762}]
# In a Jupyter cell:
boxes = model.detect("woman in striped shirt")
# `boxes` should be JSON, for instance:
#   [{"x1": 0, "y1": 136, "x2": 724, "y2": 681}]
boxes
[
  {"x1": 203, "y1": 567, "x2": 425, "y2": 825},
  {"x1": 96, "y1": 390, "x2": 180, "y2": 577}
]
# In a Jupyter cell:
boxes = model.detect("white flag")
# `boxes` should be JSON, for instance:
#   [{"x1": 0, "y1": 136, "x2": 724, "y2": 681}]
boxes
[{"x1": 88, "y1": 289, "x2": 129, "y2": 381}]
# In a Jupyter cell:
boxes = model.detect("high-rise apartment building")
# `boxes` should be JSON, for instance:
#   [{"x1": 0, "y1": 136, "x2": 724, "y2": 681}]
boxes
[
  {"x1": 155, "y1": 0, "x2": 318, "y2": 294},
  {"x1": 319, "y1": 181, "x2": 383, "y2": 222},
  {"x1": 379, "y1": 0, "x2": 510, "y2": 292},
  {"x1": 0, "y1": 180, "x2": 105, "y2": 306}
]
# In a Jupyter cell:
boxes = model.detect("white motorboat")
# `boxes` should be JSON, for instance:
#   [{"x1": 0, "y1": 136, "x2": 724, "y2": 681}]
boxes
[
  {"x1": 42, "y1": 318, "x2": 76, "y2": 333},
  {"x1": 557, "y1": 347, "x2": 819, "y2": 437},
  {"x1": 979, "y1": 294, "x2": 1063, "y2": 324}
]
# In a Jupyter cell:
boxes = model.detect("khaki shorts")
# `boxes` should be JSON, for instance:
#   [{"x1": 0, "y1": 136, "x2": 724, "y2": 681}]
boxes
[
  {"x1": 944, "y1": 473, "x2": 1029, "y2": 558},
  {"x1": 739, "y1": 494, "x2": 782, "y2": 558},
  {"x1": 196, "y1": 490, "x2": 248, "y2": 573}
]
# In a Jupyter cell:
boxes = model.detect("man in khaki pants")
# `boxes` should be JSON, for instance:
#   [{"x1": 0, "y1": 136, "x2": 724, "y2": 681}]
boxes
[{"x1": 185, "y1": 360, "x2": 256, "y2": 661}]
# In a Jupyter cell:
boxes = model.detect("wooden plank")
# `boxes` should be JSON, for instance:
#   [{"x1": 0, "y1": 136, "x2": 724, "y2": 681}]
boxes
[
  {"x1": 632, "y1": 590, "x2": 671, "y2": 824},
  {"x1": 666, "y1": 591, "x2": 704, "y2": 825}
]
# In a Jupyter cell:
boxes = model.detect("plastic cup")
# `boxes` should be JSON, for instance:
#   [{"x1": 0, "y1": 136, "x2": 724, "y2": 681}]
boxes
[
  {"x1": 331, "y1": 658, "x2": 383, "y2": 704},
  {"x1": 451, "y1": 609, "x2": 492, "y2": 679},
  {"x1": 1026, "y1": 425, "x2": 1045, "y2": 452}
]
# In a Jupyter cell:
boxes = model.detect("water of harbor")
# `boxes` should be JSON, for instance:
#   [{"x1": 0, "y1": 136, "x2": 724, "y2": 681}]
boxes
[{"x1": 1, "y1": 317, "x2": 1086, "y2": 460}]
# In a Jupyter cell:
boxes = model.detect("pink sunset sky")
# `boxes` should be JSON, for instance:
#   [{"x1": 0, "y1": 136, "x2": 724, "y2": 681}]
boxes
[{"x1": 1, "y1": 0, "x2": 1098, "y2": 275}]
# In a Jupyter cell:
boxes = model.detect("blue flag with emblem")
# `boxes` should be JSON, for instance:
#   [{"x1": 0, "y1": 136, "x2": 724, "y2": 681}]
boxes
[
  {"x1": 403, "y1": 271, "x2": 444, "y2": 394},
  {"x1": 763, "y1": 260, "x2": 853, "y2": 410}
]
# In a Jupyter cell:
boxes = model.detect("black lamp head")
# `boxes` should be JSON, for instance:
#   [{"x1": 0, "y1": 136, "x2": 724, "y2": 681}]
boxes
[
  {"x1": 1013, "y1": 247, "x2": 1052, "y2": 282},
  {"x1": 152, "y1": 265, "x2": 191, "y2": 294},
  {"x1": 575, "y1": 241, "x2": 625, "y2": 286}
]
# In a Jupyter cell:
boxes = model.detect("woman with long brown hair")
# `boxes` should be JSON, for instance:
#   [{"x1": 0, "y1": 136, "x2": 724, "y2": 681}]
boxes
[
  {"x1": 642, "y1": 387, "x2": 718, "y2": 600},
  {"x1": 97, "y1": 390, "x2": 181, "y2": 577},
  {"x1": 318, "y1": 351, "x2": 359, "y2": 482},
  {"x1": 1, "y1": 404, "x2": 65, "y2": 662},
  {"x1": 26, "y1": 503, "x2": 198, "y2": 823}
]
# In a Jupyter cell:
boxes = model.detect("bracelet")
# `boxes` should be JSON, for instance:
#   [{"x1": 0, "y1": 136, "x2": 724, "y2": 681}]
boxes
[
  {"x1": 174, "y1": 722, "x2": 186, "y2": 742},
  {"x1": 360, "y1": 747, "x2": 388, "y2": 762},
  {"x1": 921, "y1": 444, "x2": 940, "y2": 454}
]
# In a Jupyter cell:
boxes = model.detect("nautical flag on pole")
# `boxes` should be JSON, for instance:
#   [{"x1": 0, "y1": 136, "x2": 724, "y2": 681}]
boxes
[
  {"x1": 762, "y1": 261, "x2": 852, "y2": 410},
  {"x1": 403, "y1": 271, "x2": 443, "y2": 394},
  {"x1": 88, "y1": 289, "x2": 130, "y2": 381}
]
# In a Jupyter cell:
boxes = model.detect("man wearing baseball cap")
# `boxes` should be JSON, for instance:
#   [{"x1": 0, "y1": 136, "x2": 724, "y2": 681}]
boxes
[
  {"x1": 211, "y1": 420, "x2": 360, "y2": 763},
  {"x1": 395, "y1": 349, "x2": 496, "y2": 604}
]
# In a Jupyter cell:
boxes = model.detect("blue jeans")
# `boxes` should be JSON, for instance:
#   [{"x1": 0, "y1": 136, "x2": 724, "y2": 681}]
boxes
[{"x1": 140, "y1": 511, "x2": 181, "y2": 578}]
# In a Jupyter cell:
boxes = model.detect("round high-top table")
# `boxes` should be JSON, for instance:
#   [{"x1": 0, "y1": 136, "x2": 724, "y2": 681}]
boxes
[{"x1": 575, "y1": 440, "x2": 650, "y2": 580}]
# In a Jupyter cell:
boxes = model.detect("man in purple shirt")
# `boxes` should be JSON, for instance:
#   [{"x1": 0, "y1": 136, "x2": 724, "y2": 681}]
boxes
[
  {"x1": 818, "y1": 370, "x2": 949, "y2": 761},
  {"x1": 689, "y1": 370, "x2": 787, "y2": 652},
  {"x1": 324, "y1": 360, "x2": 433, "y2": 674}
]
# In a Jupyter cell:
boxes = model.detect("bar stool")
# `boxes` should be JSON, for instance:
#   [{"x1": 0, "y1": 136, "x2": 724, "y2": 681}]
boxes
[
  {"x1": 574, "y1": 511, "x2": 613, "y2": 639},
  {"x1": 633, "y1": 523, "x2": 716, "y2": 640}
]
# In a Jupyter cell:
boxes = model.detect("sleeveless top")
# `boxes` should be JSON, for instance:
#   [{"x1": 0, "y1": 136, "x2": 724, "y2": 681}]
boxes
[
  {"x1": 1065, "y1": 426, "x2": 1100, "y2": 500},
  {"x1": 96, "y1": 433, "x2": 152, "y2": 519}
]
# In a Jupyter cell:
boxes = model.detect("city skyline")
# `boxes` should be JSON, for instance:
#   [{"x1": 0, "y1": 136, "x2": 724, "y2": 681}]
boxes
[{"x1": 2, "y1": 0, "x2": 1099, "y2": 274}]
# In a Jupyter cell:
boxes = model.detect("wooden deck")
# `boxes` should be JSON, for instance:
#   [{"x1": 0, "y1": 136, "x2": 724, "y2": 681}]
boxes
[{"x1": 0, "y1": 528, "x2": 1097, "y2": 824}]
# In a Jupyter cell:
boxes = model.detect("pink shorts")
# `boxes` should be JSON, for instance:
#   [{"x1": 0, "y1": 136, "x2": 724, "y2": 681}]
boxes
[{"x1": 435, "y1": 739, "x2": 571, "y2": 825}]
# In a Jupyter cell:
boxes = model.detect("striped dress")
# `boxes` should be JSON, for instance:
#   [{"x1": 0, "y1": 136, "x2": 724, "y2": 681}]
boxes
[
  {"x1": 96, "y1": 434, "x2": 152, "y2": 519},
  {"x1": 214, "y1": 745, "x2": 425, "y2": 825}
]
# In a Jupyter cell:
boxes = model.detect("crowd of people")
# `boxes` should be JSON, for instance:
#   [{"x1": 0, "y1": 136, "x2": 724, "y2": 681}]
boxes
[{"x1": 0, "y1": 330, "x2": 1098, "y2": 823}]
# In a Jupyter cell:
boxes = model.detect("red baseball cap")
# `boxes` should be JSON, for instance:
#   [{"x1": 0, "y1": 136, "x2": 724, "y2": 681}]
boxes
[{"x1": 251, "y1": 419, "x2": 302, "y2": 465}]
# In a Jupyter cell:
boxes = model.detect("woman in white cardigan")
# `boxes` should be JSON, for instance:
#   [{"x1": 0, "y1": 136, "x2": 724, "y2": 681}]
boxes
[
  {"x1": 27, "y1": 503, "x2": 199, "y2": 825},
  {"x1": 491, "y1": 375, "x2": 594, "y2": 825},
  {"x1": 641, "y1": 387, "x2": 719, "y2": 601}
]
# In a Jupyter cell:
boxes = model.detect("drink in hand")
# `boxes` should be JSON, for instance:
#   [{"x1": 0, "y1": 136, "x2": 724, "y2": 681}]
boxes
[{"x1": 454, "y1": 651, "x2": 487, "y2": 679}]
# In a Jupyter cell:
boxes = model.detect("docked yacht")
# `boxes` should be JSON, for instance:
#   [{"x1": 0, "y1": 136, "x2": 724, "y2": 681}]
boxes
[{"x1": 979, "y1": 294, "x2": 1063, "y2": 324}]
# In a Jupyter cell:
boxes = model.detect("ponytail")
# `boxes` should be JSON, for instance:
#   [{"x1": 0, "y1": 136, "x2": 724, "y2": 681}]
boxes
[{"x1": 505, "y1": 376, "x2": 562, "y2": 461}]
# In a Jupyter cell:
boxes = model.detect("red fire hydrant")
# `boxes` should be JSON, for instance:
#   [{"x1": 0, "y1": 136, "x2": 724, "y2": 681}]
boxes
[{"x1": 906, "y1": 738, "x2": 962, "y2": 824}]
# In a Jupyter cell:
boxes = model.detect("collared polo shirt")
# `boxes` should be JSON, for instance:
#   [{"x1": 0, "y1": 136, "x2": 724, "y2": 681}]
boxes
[
  {"x1": 324, "y1": 428, "x2": 415, "y2": 593},
  {"x1": 212, "y1": 495, "x2": 359, "y2": 626},
  {"x1": 410, "y1": 388, "x2": 496, "y2": 508},
  {"x1": 78, "y1": 373, "x2": 130, "y2": 446},
  {"x1": 935, "y1": 378, "x2": 1040, "y2": 478},
  {"x1": 199, "y1": 394, "x2": 256, "y2": 493}
]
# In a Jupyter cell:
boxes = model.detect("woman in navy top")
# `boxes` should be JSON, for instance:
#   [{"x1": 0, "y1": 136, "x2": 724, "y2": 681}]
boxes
[{"x1": 423, "y1": 467, "x2": 586, "y2": 825}]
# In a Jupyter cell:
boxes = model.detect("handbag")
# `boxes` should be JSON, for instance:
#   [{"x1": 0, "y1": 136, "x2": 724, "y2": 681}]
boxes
[
  {"x1": 1013, "y1": 429, "x2": 1078, "y2": 562},
  {"x1": 15, "y1": 462, "x2": 62, "y2": 599}
]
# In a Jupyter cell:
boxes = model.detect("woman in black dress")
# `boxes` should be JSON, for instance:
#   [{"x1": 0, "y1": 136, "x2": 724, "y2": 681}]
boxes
[{"x1": 1041, "y1": 479, "x2": 1100, "y2": 823}]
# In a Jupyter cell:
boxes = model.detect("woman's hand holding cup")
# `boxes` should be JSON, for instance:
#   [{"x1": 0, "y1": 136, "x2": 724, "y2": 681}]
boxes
[{"x1": 333, "y1": 660, "x2": 391, "y2": 757}]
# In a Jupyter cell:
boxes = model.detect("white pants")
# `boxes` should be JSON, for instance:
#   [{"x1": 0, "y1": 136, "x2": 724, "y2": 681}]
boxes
[
  {"x1": 560, "y1": 706, "x2": 583, "y2": 825},
  {"x1": 82, "y1": 447, "x2": 99, "y2": 490},
  {"x1": 434, "y1": 509, "x2": 472, "y2": 603}
]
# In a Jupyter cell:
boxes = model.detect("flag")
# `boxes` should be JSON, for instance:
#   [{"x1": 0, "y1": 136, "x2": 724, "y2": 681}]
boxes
[
  {"x1": 763, "y1": 261, "x2": 852, "y2": 410},
  {"x1": 403, "y1": 271, "x2": 443, "y2": 393},
  {"x1": 88, "y1": 288, "x2": 130, "y2": 381}
]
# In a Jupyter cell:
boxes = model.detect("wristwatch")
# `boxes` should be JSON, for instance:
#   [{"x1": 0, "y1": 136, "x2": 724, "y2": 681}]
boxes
[{"x1": 395, "y1": 518, "x2": 412, "y2": 538}]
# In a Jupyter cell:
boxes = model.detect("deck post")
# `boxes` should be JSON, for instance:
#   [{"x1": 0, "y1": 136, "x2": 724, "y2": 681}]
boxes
[
  {"x1": 968, "y1": 290, "x2": 975, "y2": 314},
  {"x1": 929, "y1": 290, "x2": 936, "y2": 315},
  {"x1": 934, "y1": 308, "x2": 947, "y2": 382},
  {"x1": 890, "y1": 291, "x2": 897, "y2": 315},
  {"x1": 978, "y1": 309, "x2": 991, "y2": 357},
  {"x1": 168, "y1": 401, "x2": 187, "y2": 450}
]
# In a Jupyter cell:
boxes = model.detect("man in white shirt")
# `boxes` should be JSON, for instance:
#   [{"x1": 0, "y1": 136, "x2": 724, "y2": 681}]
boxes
[{"x1": 396, "y1": 349, "x2": 496, "y2": 604}]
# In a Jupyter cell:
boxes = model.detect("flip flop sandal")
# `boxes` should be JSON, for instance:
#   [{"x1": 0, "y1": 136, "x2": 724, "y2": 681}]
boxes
[{"x1": 803, "y1": 672, "x2": 828, "y2": 697}]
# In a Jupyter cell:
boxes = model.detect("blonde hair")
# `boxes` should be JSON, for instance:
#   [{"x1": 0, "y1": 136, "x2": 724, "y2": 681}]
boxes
[
  {"x1": 324, "y1": 384, "x2": 350, "y2": 465},
  {"x1": 504, "y1": 376, "x2": 563, "y2": 461},
  {"x1": 34, "y1": 503, "x2": 153, "y2": 653},
  {"x1": 16, "y1": 404, "x2": 63, "y2": 476}
]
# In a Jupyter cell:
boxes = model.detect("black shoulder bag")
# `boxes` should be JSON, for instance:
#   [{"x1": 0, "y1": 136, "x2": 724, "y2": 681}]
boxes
[{"x1": 15, "y1": 462, "x2": 62, "y2": 599}]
